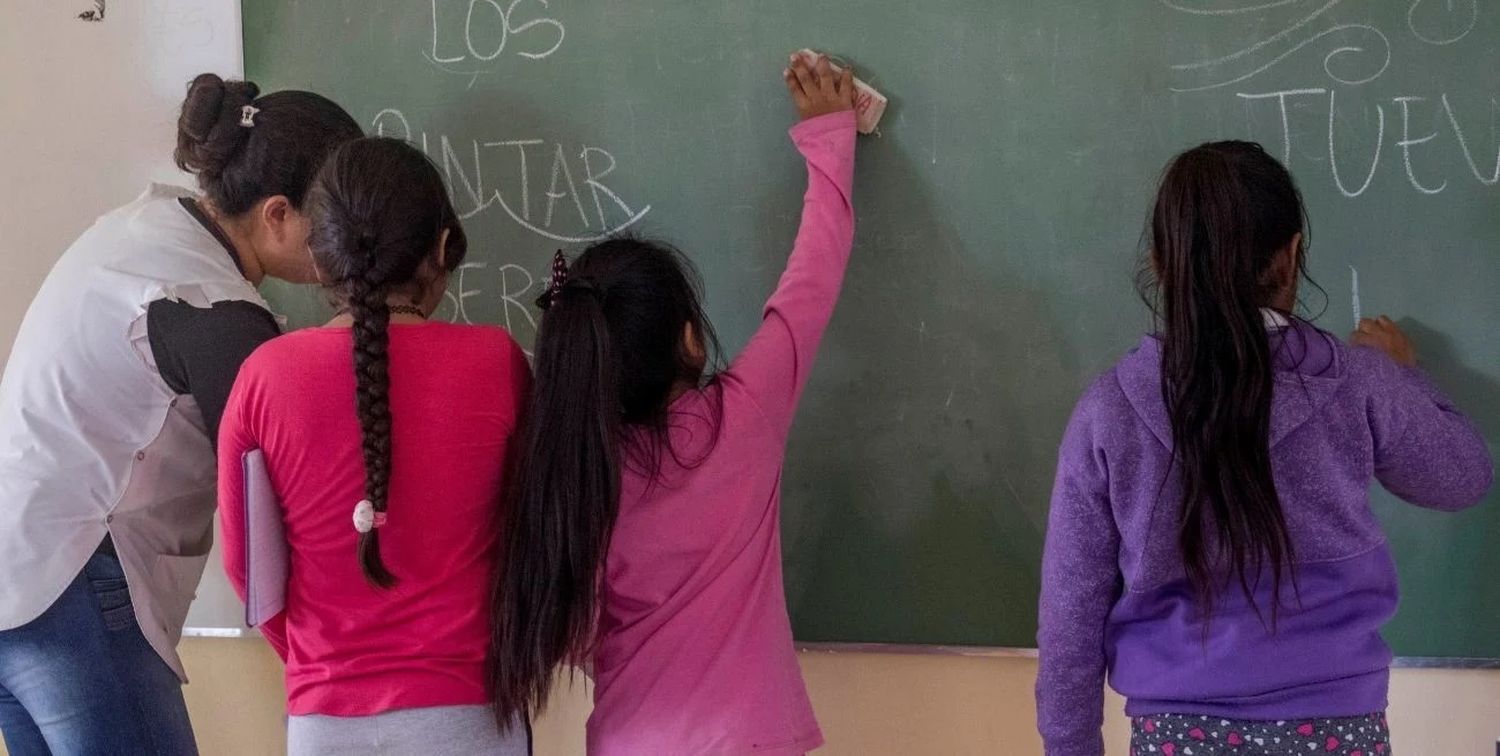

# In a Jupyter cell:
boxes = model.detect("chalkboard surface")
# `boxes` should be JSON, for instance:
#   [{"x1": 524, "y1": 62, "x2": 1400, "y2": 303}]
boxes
[{"x1": 238, "y1": 1, "x2": 1500, "y2": 658}]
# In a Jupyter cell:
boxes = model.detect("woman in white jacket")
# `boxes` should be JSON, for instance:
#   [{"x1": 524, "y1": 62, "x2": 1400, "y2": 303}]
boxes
[{"x1": 0, "y1": 73, "x2": 359, "y2": 755}]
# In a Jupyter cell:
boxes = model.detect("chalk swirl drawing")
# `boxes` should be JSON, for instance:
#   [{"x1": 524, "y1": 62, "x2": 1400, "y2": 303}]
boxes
[
  {"x1": 426, "y1": 0, "x2": 566, "y2": 89},
  {"x1": 1407, "y1": 0, "x2": 1478, "y2": 45},
  {"x1": 1166, "y1": 0, "x2": 1390, "y2": 92},
  {"x1": 1165, "y1": 0, "x2": 1479, "y2": 92}
]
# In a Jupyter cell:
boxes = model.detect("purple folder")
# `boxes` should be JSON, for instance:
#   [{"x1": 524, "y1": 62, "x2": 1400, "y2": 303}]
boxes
[{"x1": 242, "y1": 449, "x2": 288, "y2": 627}]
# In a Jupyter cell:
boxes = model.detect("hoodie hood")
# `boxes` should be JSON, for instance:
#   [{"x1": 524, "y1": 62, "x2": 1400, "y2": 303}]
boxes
[{"x1": 1115, "y1": 319, "x2": 1348, "y2": 452}]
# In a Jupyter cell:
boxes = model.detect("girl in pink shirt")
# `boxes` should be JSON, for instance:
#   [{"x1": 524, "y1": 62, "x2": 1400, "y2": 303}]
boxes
[
  {"x1": 218, "y1": 138, "x2": 530, "y2": 755},
  {"x1": 489, "y1": 55, "x2": 860, "y2": 755}
]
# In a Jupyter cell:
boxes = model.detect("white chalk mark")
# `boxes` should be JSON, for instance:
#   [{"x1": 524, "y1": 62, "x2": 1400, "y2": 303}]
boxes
[
  {"x1": 497, "y1": 263, "x2": 538, "y2": 333},
  {"x1": 1171, "y1": 23, "x2": 1389, "y2": 92},
  {"x1": 944, "y1": 387, "x2": 955, "y2": 408},
  {"x1": 1172, "y1": 0, "x2": 1343, "y2": 71},
  {"x1": 1160, "y1": 0, "x2": 1303, "y2": 15},
  {"x1": 453, "y1": 262, "x2": 488, "y2": 324},
  {"x1": 466, "y1": 0, "x2": 509, "y2": 61},
  {"x1": 1407, "y1": 0, "x2": 1478, "y2": 45},
  {"x1": 420, "y1": 49, "x2": 484, "y2": 90},
  {"x1": 579, "y1": 146, "x2": 639, "y2": 229},
  {"x1": 441, "y1": 136, "x2": 489, "y2": 218},
  {"x1": 1328, "y1": 89, "x2": 1384, "y2": 198},
  {"x1": 1440, "y1": 94, "x2": 1500, "y2": 186},
  {"x1": 429, "y1": 0, "x2": 465, "y2": 63},
  {"x1": 492, "y1": 191, "x2": 652, "y2": 243},
  {"x1": 371, "y1": 108, "x2": 413, "y2": 141},
  {"x1": 485, "y1": 140, "x2": 544, "y2": 219},
  {"x1": 930, "y1": 107, "x2": 938, "y2": 165},
  {"x1": 508, "y1": 0, "x2": 565, "y2": 59},
  {"x1": 1350, "y1": 266, "x2": 1361, "y2": 323},
  {"x1": 1394, "y1": 96, "x2": 1448, "y2": 194},
  {"x1": 1238, "y1": 88, "x2": 1326, "y2": 163},
  {"x1": 544, "y1": 143, "x2": 591, "y2": 230}
]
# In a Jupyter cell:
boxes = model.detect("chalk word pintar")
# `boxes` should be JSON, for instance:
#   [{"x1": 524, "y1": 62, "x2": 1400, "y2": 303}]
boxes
[{"x1": 373, "y1": 108, "x2": 650, "y2": 243}]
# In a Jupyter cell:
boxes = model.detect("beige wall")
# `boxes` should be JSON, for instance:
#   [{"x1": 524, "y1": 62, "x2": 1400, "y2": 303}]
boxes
[
  {"x1": 65, "y1": 639, "x2": 1500, "y2": 755},
  {"x1": 2, "y1": 638, "x2": 1498, "y2": 754}
]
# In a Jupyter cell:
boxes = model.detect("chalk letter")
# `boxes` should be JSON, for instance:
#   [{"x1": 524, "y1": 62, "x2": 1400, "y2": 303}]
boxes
[
  {"x1": 544, "y1": 143, "x2": 591, "y2": 230},
  {"x1": 371, "y1": 109, "x2": 412, "y2": 142},
  {"x1": 1238, "y1": 89, "x2": 1327, "y2": 165},
  {"x1": 441, "y1": 136, "x2": 489, "y2": 218},
  {"x1": 485, "y1": 139, "x2": 544, "y2": 220},
  {"x1": 1441, "y1": 94, "x2": 1500, "y2": 186},
  {"x1": 497, "y1": 263, "x2": 537, "y2": 333},
  {"x1": 579, "y1": 147, "x2": 637, "y2": 228},
  {"x1": 1394, "y1": 96, "x2": 1447, "y2": 194},
  {"x1": 430, "y1": 0, "x2": 466, "y2": 63},
  {"x1": 453, "y1": 262, "x2": 487, "y2": 324},
  {"x1": 1328, "y1": 89, "x2": 1384, "y2": 198},
  {"x1": 465, "y1": 0, "x2": 509, "y2": 61}
]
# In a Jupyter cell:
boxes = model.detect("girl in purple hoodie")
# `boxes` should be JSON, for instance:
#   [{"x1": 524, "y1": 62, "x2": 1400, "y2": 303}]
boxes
[{"x1": 1037, "y1": 141, "x2": 1493, "y2": 756}]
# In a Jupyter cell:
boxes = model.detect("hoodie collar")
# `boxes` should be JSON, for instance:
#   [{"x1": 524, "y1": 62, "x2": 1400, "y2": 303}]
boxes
[{"x1": 1116, "y1": 318, "x2": 1346, "y2": 452}]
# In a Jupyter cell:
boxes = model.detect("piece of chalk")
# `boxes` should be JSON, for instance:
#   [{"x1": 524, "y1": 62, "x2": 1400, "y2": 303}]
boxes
[{"x1": 795, "y1": 48, "x2": 888, "y2": 135}]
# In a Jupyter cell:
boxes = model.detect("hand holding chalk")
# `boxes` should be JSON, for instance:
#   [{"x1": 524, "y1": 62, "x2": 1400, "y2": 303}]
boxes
[
  {"x1": 790, "y1": 49, "x2": 888, "y2": 134},
  {"x1": 1351, "y1": 315, "x2": 1417, "y2": 367},
  {"x1": 784, "y1": 52, "x2": 857, "y2": 122}
]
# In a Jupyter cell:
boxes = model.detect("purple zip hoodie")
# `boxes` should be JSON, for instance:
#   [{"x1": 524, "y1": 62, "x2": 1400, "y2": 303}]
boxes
[{"x1": 1036, "y1": 321, "x2": 1493, "y2": 756}]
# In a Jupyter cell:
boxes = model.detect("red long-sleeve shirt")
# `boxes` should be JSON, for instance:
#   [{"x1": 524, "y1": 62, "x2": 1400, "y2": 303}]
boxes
[{"x1": 218, "y1": 322, "x2": 529, "y2": 716}]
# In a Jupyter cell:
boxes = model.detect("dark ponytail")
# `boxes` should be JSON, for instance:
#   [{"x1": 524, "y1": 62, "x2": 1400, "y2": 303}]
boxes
[
  {"x1": 305, "y1": 137, "x2": 468, "y2": 588},
  {"x1": 1146, "y1": 140, "x2": 1309, "y2": 626},
  {"x1": 489, "y1": 238, "x2": 721, "y2": 726},
  {"x1": 176, "y1": 73, "x2": 361, "y2": 216}
]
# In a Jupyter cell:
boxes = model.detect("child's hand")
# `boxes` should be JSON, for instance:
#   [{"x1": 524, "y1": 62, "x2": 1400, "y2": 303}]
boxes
[
  {"x1": 1351, "y1": 316, "x2": 1417, "y2": 367},
  {"x1": 784, "y1": 52, "x2": 856, "y2": 121}
]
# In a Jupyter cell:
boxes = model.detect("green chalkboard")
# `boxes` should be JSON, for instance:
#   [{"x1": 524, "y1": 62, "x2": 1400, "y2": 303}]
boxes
[{"x1": 243, "y1": 1, "x2": 1500, "y2": 659}]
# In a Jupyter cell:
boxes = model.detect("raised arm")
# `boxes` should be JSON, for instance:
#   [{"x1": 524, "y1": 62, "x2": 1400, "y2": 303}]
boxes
[{"x1": 722, "y1": 54, "x2": 858, "y2": 438}]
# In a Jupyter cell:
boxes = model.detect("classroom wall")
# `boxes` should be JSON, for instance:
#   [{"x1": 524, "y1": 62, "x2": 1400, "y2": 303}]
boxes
[
  {"x1": 3, "y1": 4, "x2": 1500, "y2": 756},
  {"x1": 125, "y1": 641, "x2": 1500, "y2": 754},
  {"x1": 0, "y1": 0, "x2": 241, "y2": 360},
  {"x1": 2, "y1": 637, "x2": 1499, "y2": 754}
]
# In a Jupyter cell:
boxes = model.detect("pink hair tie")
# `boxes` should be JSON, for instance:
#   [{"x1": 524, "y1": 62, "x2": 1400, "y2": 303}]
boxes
[{"x1": 352, "y1": 500, "x2": 388, "y2": 533}]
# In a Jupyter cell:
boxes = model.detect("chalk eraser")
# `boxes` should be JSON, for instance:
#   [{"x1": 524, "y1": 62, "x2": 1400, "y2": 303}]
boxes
[{"x1": 796, "y1": 49, "x2": 888, "y2": 135}]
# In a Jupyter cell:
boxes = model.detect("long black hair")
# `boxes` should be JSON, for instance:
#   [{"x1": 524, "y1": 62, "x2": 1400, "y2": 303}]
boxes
[
  {"x1": 174, "y1": 73, "x2": 361, "y2": 215},
  {"x1": 489, "y1": 237, "x2": 721, "y2": 726},
  {"x1": 1143, "y1": 140, "x2": 1310, "y2": 625},
  {"x1": 304, "y1": 137, "x2": 468, "y2": 587}
]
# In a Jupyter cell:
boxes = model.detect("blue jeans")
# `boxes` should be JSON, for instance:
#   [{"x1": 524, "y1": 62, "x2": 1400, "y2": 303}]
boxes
[{"x1": 0, "y1": 552, "x2": 198, "y2": 755}]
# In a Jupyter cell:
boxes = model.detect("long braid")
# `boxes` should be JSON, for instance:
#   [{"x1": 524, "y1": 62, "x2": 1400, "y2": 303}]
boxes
[
  {"x1": 348, "y1": 238, "x2": 397, "y2": 588},
  {"x1": 305, "y1": 138, "x2": 470, "y2": 590}
]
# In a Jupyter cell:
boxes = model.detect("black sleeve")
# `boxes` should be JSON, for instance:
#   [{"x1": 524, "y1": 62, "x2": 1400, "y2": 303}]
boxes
[{"x1": 146, "y1": 298, "x2": 281, "y2": 445}]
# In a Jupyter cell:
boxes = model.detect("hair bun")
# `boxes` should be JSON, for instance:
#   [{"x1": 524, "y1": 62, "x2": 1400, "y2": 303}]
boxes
[{"x1": 174, "y1": 73, "x2": 262, "y2": 177}]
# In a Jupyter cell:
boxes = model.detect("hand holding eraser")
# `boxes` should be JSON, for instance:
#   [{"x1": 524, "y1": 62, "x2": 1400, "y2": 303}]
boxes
[{"x1": 797, "y1": 49, "x2": 887, "y2": 135}]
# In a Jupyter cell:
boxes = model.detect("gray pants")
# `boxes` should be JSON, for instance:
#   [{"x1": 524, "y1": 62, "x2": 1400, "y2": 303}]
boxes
[{"x1": 288, "y1": 705, "x2": 529, "y2": 756}]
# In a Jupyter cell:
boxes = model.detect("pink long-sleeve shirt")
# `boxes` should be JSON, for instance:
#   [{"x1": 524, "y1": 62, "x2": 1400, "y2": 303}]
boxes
[
  {"x1": 218, "y1": 323, "x2": 530, "y2": 716},
  {"x1": 586, "y1": 111, "x2": 856, "y2": 755}
]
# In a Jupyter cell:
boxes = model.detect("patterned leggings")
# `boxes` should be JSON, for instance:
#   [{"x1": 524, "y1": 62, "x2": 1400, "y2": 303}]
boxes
[{"x1": 1131, "y1": 713, "x2": 1390, "y2": 756}]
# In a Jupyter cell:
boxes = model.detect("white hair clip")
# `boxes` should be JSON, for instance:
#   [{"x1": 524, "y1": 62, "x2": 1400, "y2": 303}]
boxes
[
  {"x1": 352, "y1": 499, "x2": 387, "y2": 534},
  {"x1": 239, "y1": 104, "x2": 260, "y2": 128}
]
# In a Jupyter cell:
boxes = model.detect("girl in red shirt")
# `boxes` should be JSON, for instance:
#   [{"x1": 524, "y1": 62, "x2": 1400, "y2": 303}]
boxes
[{"x1": 218, "y1": 137, "x2": 530, "y2": 755}]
